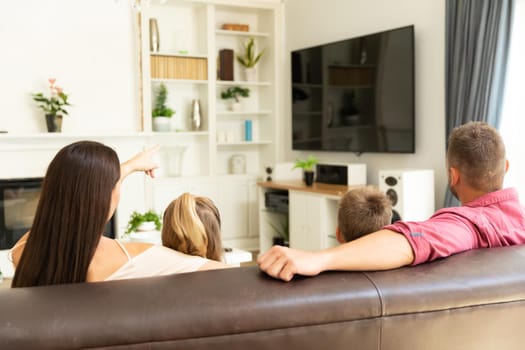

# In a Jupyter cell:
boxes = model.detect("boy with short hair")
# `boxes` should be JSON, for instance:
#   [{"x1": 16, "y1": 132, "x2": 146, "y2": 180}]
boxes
[{"x1": 336, "y1": 186, "x2": 392, "y2": 243}]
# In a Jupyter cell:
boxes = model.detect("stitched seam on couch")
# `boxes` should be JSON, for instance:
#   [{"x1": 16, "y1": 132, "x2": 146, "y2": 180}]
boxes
[
  {"x1": 362, "y1": 296, "x2": 525, "y2": 318},
  {"x1": 81, "y1": 318, "x2": 385, "y2": 350},
  {"x1": 362, "y1": 272, "x2": 385, "y2": 316},
  {"x1": 362, "y1": 271, "x2": 384, "y2": 350}
]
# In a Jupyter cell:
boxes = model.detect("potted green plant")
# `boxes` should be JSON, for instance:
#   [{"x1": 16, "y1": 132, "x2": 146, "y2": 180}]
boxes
[
  {"x1": 152, "y1": 83, "x2": 175, "y2": 132},
  {"x1": 32, "y1": 78, "x2": 71, "y2": 132},
  {"x1": 220, "y1": 86, "x2": 250, "y2": 111},
  {"x1": 125, "y1": 210, "x2": 162, "y2": 234},
  {"x1": 293, "y1": 155, "x2": 319, "y2": 186},
  {"x1": 236, "y1": 37, "x2": 265, "y2": 81}
]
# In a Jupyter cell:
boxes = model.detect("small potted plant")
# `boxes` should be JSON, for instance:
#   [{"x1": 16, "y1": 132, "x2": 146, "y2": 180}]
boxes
[
  {"x1": 220, "y1": 86, "x2": 250, "y2": 111},
  {"x1": 152, "y1": 83, "x2": 175, "y2": 132},
  {"x1": 32, "y1": 78, "x2": 71, "y2": 132},
  {"x1": 125, "y1": 210, "x2": 162, "y2": 234},
  {"x1": 236, "y1": 37, "x2": 265, "y2": 81},
  {"x1": 293, "y1": 155, "x2": 319, "y2": 186}
]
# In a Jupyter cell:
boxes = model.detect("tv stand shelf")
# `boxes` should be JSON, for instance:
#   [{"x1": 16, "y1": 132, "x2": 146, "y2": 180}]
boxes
[
  {"x1": 257, "y1": 180, "x2": 356, "y2": 198},
  {"x1": 257, "y1": 180, "x2": 364, "y2": 254}
]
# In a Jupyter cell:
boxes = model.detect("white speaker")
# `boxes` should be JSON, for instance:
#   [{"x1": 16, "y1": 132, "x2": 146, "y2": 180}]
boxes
[
  {"x1": 264, "y1": 162, "x2": 302, "y2": 182},
  {"x1": 379, "y1": 169, "x2": 435, "y2": 221}
]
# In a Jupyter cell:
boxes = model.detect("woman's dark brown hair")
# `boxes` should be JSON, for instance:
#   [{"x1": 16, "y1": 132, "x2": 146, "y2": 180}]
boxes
[{"x1": 12, "y1": 141, "x2": 120, "y2": 287}]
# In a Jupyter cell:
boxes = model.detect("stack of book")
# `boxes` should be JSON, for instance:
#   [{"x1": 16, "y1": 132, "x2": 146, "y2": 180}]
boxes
[{"x1": 150, "y1": 54, "x2": 208, "y2": 80}]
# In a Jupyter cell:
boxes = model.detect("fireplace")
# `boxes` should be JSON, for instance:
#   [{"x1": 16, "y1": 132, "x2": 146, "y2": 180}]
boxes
[
  {"x1": 0, "y1": 177, "x2": 116, "y2": 278},
  {"x1": 0, "y1": 178, "x2": 42, "y2": 250}
]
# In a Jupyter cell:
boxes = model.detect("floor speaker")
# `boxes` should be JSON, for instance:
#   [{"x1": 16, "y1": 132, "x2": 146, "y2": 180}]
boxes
[{"x1": 379, "y1": 169, "x2": 435, "y2": 222}]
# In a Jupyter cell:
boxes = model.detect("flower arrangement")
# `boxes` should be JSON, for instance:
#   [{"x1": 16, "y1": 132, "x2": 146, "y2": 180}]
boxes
[{"x1": 32, "y1": 78, "x2": 71, "y2": 116}]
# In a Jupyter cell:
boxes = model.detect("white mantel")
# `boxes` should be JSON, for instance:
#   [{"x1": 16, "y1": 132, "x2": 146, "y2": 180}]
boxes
[{"x1": 0, "y1": 133, "x2": 154, "y2": 234}]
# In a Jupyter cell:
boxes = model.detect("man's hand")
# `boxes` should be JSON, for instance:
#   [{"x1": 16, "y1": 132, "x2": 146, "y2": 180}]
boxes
[
  {"x1": 257, "y1": 246, "x2": 327, "y2": 282},
  {"x1": 258, "y1": 230, "x2": 414, "y2": 282}
]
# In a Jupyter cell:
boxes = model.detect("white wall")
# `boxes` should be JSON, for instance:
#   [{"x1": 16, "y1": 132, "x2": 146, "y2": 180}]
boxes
[
  {"x1": 0, "y1": 0, "x2": 140, "y2": 133},
  {"x1": 0, "y1": 0, "x2": 446, "y2": 206},
  {"x1": 282, "y1": 0, "x2": 447, "y2": 208}
]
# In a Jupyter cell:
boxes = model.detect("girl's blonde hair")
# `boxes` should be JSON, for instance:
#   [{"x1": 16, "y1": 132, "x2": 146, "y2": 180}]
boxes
[{"x1": 162, "y1": 193, "x2": 223, "y2": 261}]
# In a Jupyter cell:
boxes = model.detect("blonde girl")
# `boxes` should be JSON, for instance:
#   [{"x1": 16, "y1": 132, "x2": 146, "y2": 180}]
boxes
[{"x1": 162, "y1": 193, "x2": 223, "y2": 262}]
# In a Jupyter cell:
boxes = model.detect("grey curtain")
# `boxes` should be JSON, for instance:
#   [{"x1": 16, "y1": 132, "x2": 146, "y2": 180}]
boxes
[{"x1": 444, "y1": 0, "x2": 514, "y2": 207}]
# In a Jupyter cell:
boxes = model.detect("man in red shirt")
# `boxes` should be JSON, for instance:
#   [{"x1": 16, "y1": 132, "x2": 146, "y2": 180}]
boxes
[{"x1": 258, "y1": 121, "x2": 525, "y2": 281}]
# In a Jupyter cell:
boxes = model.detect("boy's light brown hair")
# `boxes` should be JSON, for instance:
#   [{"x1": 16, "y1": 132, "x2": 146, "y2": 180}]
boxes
[{"x1": 337, "y1": 186, "x2": 392, "y2": 242}]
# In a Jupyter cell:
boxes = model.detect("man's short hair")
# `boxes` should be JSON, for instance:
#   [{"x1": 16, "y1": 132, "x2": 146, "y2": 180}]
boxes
[
  {"x1": 338, "y1": 186, "x2": 392, "y2": 242},
  {"x1": 447, "y1": 121, "x2": 506, "y2": 192}
]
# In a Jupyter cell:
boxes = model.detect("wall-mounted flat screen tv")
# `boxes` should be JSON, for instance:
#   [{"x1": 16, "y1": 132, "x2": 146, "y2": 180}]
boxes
[{"x1": 291, "y1": 25, "x2": 415, "y2": 154}]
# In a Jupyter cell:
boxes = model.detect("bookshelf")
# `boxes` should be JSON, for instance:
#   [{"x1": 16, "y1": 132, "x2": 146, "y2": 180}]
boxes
[{"x1": 139, "y1": 0, "x2": 282, "y2": 250}]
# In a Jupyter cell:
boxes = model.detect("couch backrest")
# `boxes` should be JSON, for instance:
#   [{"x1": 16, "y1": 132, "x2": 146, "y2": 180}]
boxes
[{"x1": 1, "y1": 245, "x2": 525, "y2": 350}]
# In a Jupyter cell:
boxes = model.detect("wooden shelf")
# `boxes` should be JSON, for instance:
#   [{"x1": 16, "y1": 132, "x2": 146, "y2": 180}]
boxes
[
  {"x1": 215, "y1": 29, "x2": 270, "y2": 37},
  {"x1": 217, "y1": 81, "x2": 271, "y2": 87},
  {"x1": 217, "y1": 140, "x2": 271, "y2": 146},
  {"x1": 151, "y1": 78, "x2": 208, "y2": 85},
  {"x1": 150, "y1": 52, "x2": 207, "y2": 59},
  {"x1": 257, "y1": 180, "x2": 359, "y2": 197},
  {"x1": 216, "y1": 110, "x2": 271, "y2": 116}
]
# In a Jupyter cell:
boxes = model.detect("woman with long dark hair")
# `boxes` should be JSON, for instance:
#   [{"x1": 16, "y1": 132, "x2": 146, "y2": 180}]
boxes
[{"x1": 11, "y1": 141, "x2": 227, "y2": 287}]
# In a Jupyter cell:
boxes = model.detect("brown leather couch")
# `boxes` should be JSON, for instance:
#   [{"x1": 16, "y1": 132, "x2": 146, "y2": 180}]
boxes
[{"x1": 1, "y1": 245, "x2": 525, "y2": 349}]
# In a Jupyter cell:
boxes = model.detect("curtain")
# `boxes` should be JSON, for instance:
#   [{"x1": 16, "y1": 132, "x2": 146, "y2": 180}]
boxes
[{"x1": 444, "y1": 0, "x2": 514, "y2": 207}]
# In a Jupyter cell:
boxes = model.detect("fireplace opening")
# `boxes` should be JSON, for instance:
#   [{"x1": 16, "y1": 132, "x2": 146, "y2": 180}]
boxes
[{"x1": 0, "y1": 177, "x2": 116, "y2": 250}]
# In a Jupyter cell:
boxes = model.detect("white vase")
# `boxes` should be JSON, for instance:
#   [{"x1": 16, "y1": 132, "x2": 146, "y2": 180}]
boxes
[
  {"x1": 166, "y1": 146, "x2": 187, "y2": 176},
  {"x1": 152, "y1": 116, "x2": 171, "y2": 132},
  {"x1": 230, "y1": 102, "x2": 242, "y2": 111},
  {"x1": 244, "y1": 67, "x2": 257, "y2": 81},
  {"x1": 136, "y1": 221, "x2": 156, "y2": 232}
]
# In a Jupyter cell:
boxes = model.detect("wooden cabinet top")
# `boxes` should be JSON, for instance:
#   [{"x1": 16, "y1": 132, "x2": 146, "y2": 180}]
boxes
[{"x1": 257, "y1": 180, "x2": 362, "y2": 197}]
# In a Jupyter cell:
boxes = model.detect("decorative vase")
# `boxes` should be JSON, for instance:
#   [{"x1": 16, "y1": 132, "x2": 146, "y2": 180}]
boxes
[
  {"x1": 304, "y1": 171, "x2": 315, "y2": 186},
  {"x1": 152, "y1": 116, "x2": 171, "y2": 132},
  {"x1": 149, "y1": 18, "x2": 160, "y2": 52},
  {"x1": 45, "y1": 114, "x2": 63, "y2": 132},
  {"x1": 136, "y1": 221, "x2": 156, "y2": 232},
  {"x1": 230, "y1": 102, "x2": 242, "y2": 111},
  {"x1": 244, "y1": 67, "x2": 257, "y2": 81},
  {"x1": 244, "y1": 120, "x2": 252, "y2": 141},
  {"x1": 166, "y1": 146, "x2": 187, "y2": 176},
  {"x1": 191, "y1": 99, "x2": 201, "y2": 131}
]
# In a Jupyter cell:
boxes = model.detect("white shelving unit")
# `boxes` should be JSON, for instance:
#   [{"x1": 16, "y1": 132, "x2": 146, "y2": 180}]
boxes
[{"x1": 139, "y1": 0, "x2": 282, "y2": 250}]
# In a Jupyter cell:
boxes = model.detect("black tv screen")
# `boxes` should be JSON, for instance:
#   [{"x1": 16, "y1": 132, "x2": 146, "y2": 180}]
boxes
[{"x1": 291, "y1": 25, "x2": 415, "y2": 154}]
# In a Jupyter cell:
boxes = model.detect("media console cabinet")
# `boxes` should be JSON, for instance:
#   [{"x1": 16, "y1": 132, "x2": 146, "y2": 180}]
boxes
[{"x1": 257, "y1": 180, "x2": 361, "y2": 253}]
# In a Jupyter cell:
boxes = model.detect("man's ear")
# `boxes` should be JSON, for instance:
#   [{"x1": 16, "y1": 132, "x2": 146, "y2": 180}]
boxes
[
  {"x1": 505, "y1": 159, "x2": 509, "y2": 173},
  {"x1": 335, "y1": 227, "x2": 346, "y2": 244},
  {"x1": 449, "y1": 166, "x2": 460, "y2": 186}
]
